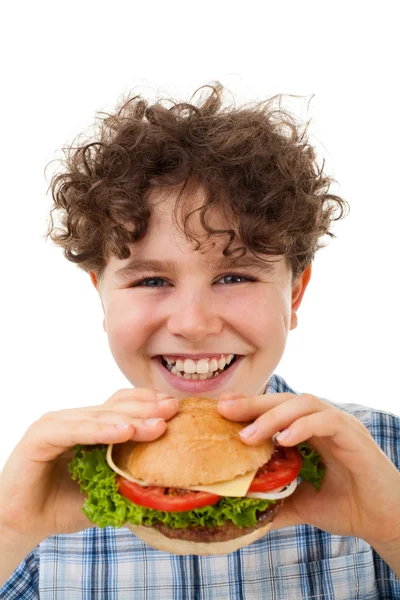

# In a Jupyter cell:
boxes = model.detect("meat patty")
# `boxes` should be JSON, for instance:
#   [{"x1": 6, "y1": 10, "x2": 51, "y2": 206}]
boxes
[{"x1": 147, "y1": 500, "x2": 282, "y2": 543}]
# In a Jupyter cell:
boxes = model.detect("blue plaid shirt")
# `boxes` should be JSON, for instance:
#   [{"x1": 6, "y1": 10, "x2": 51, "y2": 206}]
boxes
[{"x1": 2, "y1": 375, "x2": 400, "y2": 599}]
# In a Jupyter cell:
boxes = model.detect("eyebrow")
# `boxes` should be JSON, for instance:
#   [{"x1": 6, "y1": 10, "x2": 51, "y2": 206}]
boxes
[{"x1": 115, "y1": 255, "x2": 278, "y2": 280}]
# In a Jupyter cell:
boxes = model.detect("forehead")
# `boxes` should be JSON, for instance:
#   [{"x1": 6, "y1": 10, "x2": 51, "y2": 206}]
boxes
[
  {"x1": 104, "y1": 183, "x2": 288, "y2": 281},
  {"x1": 149, "y1": 183, "x2": 235, "y2": 238},
  {"x1": 106, "y1": 186, "x2": 285, "y2": 280},
  {"x1": 129, "y1": 184, "x2": 240, "y2": 261}
]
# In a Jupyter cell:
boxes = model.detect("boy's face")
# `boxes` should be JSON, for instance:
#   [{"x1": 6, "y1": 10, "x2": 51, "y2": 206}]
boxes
[{"x1": 91, "y1": 186, "x2": 310, "y2": 400}]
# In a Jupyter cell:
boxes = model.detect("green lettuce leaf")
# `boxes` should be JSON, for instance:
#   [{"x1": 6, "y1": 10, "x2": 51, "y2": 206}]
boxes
[
  {"x1": 297, "y1": 442, "x2": 325, "y2": 490},
  {"x1": 69, "y1": 445, "x2": 274, "y2": 530}
]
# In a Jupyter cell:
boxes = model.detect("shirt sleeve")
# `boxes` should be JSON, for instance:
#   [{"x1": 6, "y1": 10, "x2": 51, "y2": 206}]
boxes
[
  {"x1": 369, "y1": 409, "x2": 400, "y2": 598},
  {"x1": 0, "y1": 550, "x2": 39, "y2": 600}
]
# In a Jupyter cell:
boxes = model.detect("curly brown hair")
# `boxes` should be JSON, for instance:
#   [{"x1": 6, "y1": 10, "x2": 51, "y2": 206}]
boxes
[{"x1": 47, "y1": 82, "x2": 348, "y2": 281}]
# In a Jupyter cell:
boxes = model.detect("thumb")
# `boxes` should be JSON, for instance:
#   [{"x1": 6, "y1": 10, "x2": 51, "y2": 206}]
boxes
[
  {"x1": 219, "y1": 392, "x2": 246, "y2": 400},
  {"x1": 268, "y1": 497, "x2": 303, "y2": 531}
]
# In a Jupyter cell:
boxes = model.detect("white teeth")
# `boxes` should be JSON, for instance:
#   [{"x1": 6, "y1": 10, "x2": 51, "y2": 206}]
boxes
[
  {"x1": 182, "y1": 372, "x2": 213, "y2": 381},
  {"x1": 171, "y1": 366, "x2": 185, "y2": 379},
  {"x1": 183, "y1": 359, "x2": 197, "y2": 374},
  {"x1": 176, "y1": 359, "x2": 185, "y2": 372},
  {"x1": 218, "y1": 357, "x2": 227, "y2": 370},
  {"x1": 196, "y1": 358, "x2": 209, "y2": 374},
  {"x1": 209, "y1": 358, "x2": 219, "y2": 372},
  {"x1": 182, "y1": 373, "x2": 200, "y2": 380},
  {"x1": 163, "y1": 354, "x2": 236, "y2": 376}
]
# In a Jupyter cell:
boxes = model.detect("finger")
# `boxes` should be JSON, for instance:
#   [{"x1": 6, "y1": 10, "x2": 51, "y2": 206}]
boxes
[
  {"x1": 217, "y1": 393, "x2": 296, "y2": 421},
  {"x1": 22, "y1": 417, "x2": 168, "y2": 463},
  {"x1": 219, "y1": 392, "x2": 246, "y2": 401},
  {"x1": 105, "y1": 388, "x2": 175, "y2": 407},
  {"x1": 127, "y1": 418, "x2": 169, "y2": 442},
  {"x1": 268, "y1": 497, "x2": 304, "y2": 531},
  {"x1": 275, "y1": 410, "x2": 391, "y2": 478},
  {"x1": 109, "y1": 396, "x2": 179, "y2": 419},
  {"x1": 276, "y1": 410, "x2": 374, "y2": 457},
  {"x1": 44, "y1": 398, "x2": 179, "y2": 422},
  {"x1": 47, "y1": 387, "x2": 176, "y2": 414},
  {"x1": 236, "y1": 395, "x2": 328, "y2": 444}
]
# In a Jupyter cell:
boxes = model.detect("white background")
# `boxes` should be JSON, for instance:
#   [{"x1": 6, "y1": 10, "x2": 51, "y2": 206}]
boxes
[{"x1": 1, "y1": 1, "x2": 399, "y2": 470}]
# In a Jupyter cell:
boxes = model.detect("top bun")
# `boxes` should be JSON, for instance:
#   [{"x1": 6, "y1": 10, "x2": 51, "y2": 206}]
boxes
[{"x1": 112, "y1": 396, "x2": 274, "y2": 488}]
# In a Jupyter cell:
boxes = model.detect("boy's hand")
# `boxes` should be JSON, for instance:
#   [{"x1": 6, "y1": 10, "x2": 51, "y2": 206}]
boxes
[
  {"x1": 0, "y1": 389, "x2": 178, "y2": 544},
  {"x1": 218, "y1": 392, "x2": 400, "y2": 548}
]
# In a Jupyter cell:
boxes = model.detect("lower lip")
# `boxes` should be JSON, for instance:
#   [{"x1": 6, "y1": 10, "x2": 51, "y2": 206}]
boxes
[{"x1": 153, "y1": 356, "x2": 244, "y2": 393}]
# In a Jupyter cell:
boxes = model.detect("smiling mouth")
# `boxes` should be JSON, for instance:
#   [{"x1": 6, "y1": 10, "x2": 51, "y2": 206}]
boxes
[{"x1": 160, "y1": 354, "x2": 238, "y2": 380}]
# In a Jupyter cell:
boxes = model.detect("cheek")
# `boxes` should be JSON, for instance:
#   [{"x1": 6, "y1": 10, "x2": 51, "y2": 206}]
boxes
[
  {"x1": 104, "y1": 295, "x2": 156, "y2": 358},
  {"x1": 230, "y1": 288, "x2": 291, "y2": 341}
]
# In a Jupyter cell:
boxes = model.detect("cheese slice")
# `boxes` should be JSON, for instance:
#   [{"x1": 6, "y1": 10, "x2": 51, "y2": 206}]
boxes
[
  {"x1": 187, "y1": 470, "x2": 257, "y2": 497},
  {"x1": 106, "y1": 444, "x2": 148, "y2": 486},
  {"x1": 107, "y1": 444, "x2": 256, "y2": 497}
]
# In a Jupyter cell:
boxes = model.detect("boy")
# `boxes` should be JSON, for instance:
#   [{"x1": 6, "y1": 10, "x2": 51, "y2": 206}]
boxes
[{"x1": 1, "y1": 83, "x2": 399, "y2": 599}]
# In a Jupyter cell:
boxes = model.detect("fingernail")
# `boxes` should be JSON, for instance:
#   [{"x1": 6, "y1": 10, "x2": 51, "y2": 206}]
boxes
[
  {"x1": 239, "y1": 423, "x2": 257, "y2": 439},
  {"x1": 156, "y1": 392, "x2": 174, "y2": 399},
  {"x1": 158, "y1": 398, "x2": 178, "y2": 407},
  {"x1": 115, "y1": 423, "x2": 133, "y2": 430},
  {"x1": 276, "y1": 429, "x2": 290, "y2": 442},
  {"x1": 143, "y1": 418, "x2": 165, "y2": 427},
  {"x1": 218, "y1": 399, "x2": 237, "y2": 406}
]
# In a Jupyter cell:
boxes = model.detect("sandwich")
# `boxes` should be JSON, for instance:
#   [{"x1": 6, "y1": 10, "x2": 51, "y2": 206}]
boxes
[{"x1": 70, "y1": 397, "x2": 324, "y2": 555}]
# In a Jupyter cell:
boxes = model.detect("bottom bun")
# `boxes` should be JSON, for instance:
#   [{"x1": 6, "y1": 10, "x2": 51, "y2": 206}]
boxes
[{"x1": 124, "y1": 521, "x2": 274, "y2": 556}]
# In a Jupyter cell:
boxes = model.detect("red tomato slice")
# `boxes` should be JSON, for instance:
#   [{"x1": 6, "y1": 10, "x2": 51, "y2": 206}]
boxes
[
  {"x1": 248, "y1": 445, "x2": 302, "y2": 492},
  {"x1": 116, "y1": 476, "x2": 221, "y2": 512}
]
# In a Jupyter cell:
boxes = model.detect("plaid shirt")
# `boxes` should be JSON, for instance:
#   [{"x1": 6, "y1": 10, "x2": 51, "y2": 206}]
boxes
[{"x1": 2, "y1": 375, "x2": 400, "y2": 600}]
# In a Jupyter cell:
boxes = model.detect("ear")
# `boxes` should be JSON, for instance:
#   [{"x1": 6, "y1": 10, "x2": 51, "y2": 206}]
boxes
[
  {"x1": 290, "y1": 264, "x2": 312, "y2": 330},
  {"x1": 89, "y1": 271, "x2": 107, "y2": 333}
]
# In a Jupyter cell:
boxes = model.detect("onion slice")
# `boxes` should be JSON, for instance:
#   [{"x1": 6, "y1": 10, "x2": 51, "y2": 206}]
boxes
[{"x1": 245, "y1": 477, "x2": 298, "y2": 500}]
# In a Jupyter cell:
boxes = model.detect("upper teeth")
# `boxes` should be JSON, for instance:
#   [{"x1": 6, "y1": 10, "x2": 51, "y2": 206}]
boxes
[{"x1": 163, "y1": 354, "x2": 235, "y2": 374}]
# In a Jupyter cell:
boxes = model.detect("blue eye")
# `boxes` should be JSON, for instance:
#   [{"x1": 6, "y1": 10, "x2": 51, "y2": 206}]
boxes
[
  {"x1": 218, "y1": 274, "x2": 254, "y2": 285},
  {"x1": 134, "y1": 277, "x2": 169, "y2": 288},
  {"x1": 131, "y1": 274, "x2": 255, "y2": 288}
]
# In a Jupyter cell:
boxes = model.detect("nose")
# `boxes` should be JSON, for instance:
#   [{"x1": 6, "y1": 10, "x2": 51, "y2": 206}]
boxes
[{"x1": 167, "y1": 294, "x2": 223, "y2": 342}]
